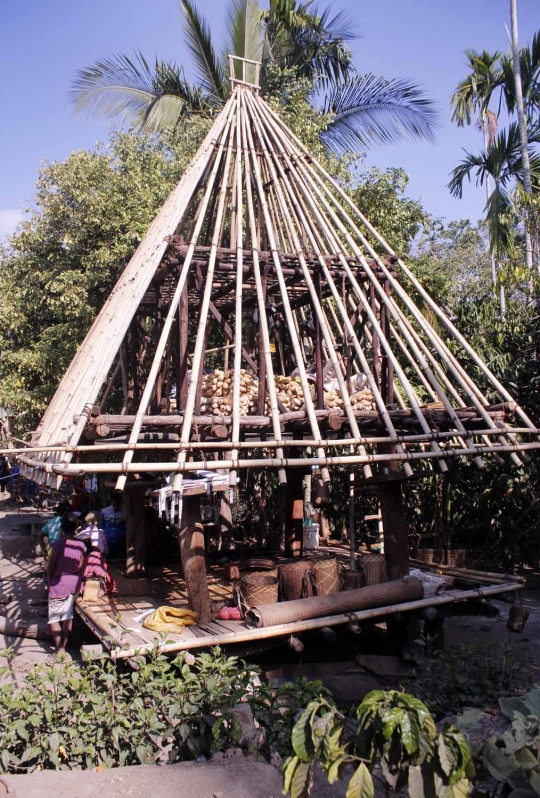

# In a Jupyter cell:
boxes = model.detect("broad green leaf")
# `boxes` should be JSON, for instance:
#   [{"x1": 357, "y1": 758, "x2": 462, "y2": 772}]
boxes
[
  {"x1": 291, "y1": 706, "x2": 317, "y2": 762},
  {"x1": 482, "y1": 741, "x2": 521, "y2": 781},
  {"x1": 346, "y1": 762, "x2": 374, "y2": 798},
  {"x1": 530, "y1": 772, "x2": 540, "y2": 795},
  {"x1": 454, "y1": 709, "x2": 486, "y2": 732},
  {"x1": 282, "y1": 755, "x2": 299, "y2": 795},
  {"x1": 515, "y1": 747, "x2": 538, "y2": 770},
  {"x1": 408, "y1": 764, "x2": 425, "y2": 798},
  {"x1": 381, "y1": 708, "x2": 405, "y2": 742},
  {"x1": 326, "y1": 755, "x2": 347, "y2": 785},
  {"x1": 49, "y1": 732, "x2": 60, "y2": 753},
  {"x1": 401, "y1": 710, "x2": 421, "y2": 756},
  {"x1": 290, "y1": 762, "x2": 313, "y2": 798},
  {"x1": 523, "y1": 689, "x2": 540, "y2": 718},
  {"x1": 437, "y1": 735, "x2": 457, "y2": 778},
  {"x1": 499, "y1": 697, "x2": 530, "y2": 719}
]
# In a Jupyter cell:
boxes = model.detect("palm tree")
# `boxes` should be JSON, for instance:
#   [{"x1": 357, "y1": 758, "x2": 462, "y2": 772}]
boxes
[
  {"x1": 70, "y1": 0, "x2": 438, "y2": 157},
  {"x1": 510, "y1": 0, "x2": 534, "y2": 271},
  {"x1": 451, "y1": 50, "x2": 504, "y2": 308},
  {"x1": 450, "y1": 31, "x2": 540, "y2": 282},
  {"x1": 448, "y1": 121, "x2": 540, "y2": 311}
]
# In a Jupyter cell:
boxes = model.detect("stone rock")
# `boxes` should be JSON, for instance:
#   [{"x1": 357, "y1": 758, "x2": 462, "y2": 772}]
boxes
[{"x1": 232, "y1": 703, "x2": 258, "y2": 751}]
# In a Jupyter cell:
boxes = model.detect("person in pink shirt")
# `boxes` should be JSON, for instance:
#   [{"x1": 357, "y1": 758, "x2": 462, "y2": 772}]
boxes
[{"x1": 48, "y1": 516, "x2": 87, "y2": 653}]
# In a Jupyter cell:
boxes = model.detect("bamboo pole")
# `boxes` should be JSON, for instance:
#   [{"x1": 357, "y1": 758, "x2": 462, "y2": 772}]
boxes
[
  {"x1": 238, "y1": 90, "x2": 287, "y2": 484},
  {"x1": 173, "y1": 111, "x2": 238, "y2": 493},
  {"x1": 245, "y1": 90, "x2": 374, "y2": 479},
  {"x1": 242, "y1": 91, "x2": 331, "y2": 484},
  {"x1": 90, "y1": 580, "x2": 523, "y2": 659},
  {"x1": 116, "y1": 96, "x2": 238, "y2": 491},
  {"x1": 261, "y1": 96, "x2": 533, "y2": 459}
]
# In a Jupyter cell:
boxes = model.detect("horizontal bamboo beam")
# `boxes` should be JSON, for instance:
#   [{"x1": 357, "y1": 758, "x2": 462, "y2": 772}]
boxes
[{"x1": 77, "y1": 581, "x2": 523, "y2": 659}]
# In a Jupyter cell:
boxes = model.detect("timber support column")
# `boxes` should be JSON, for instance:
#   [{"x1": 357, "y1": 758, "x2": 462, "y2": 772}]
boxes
[
  {"x1": 378, "y1": 480, "x2": 409, "y2": 580},
  {"x1": 284, "y1": 468, "x2": 305, "y2": 558},
  {"x1": 179, "y1": 495, "x2": 211, "y2": 624},
  {"x1": 124, "y1": 485, "x2": 147, "y2": 578}
]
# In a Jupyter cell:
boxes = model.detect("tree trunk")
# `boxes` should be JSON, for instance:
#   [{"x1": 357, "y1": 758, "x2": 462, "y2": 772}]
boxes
[
  {"x1": 510, "y1": 0, "x2": 534, "y2": 272},
  {"x1": 482, "y1": 112, "x2": 506, "y2": 315}
]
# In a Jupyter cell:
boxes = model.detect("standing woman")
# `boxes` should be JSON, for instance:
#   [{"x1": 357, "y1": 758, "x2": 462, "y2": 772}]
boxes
[{"x1": 47, "y1": 516, "x2": 86, "y2": 653}]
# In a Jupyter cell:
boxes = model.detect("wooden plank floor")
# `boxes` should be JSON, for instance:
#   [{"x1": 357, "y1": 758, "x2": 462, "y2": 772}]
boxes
[
  {"x1": 76, "y1": 564, "x2": 242, "y2": 654},
  {"x1": 75, "y1": 561, "x2": 524, "y2": 659}
]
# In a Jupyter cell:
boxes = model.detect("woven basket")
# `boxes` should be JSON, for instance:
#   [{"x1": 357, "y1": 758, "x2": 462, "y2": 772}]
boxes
[
  {"x1": 239, "y1": 571, "x2": 279, "y2": 608},
  {"x1": 358, "y1": 554, "x2": 388, "y2": 587},
  {"x1": 240, "y1": 558, "x2": 277, "y2": 572},
  {"x1": 278, "y1": 560, "x2": 316, "y2": 601},
  {"x1": 312, "y1": 557, "x2": 341, "y2": 595}
]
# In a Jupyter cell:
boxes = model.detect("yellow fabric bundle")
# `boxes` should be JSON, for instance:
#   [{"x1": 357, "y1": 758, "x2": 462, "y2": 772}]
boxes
[{"x1": 142, "y1": 606, "x2": 198, "y2": 634}]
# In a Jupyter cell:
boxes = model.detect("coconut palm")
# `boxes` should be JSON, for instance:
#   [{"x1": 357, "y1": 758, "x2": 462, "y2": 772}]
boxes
[{"x1": 71, "y1": 0, "x2": 438, "y2": 156}]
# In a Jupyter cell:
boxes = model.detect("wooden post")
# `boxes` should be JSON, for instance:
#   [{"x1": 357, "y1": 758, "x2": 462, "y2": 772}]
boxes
[
  {"x1": 284, "y1": 467, "x2": 304, "y2": 557},
  {"x1": 179, "y1": 495, "x2": 212, "y2": 623},
  {"x1": 124, "y1": 485, "x2": 147, "y2": 578},
  {"x1": 378, "y1": 480, "x2": 409, "y2": 580}
]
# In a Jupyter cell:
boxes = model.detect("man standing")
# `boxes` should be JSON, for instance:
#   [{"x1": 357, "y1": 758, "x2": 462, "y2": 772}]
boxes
[{"x1": 99, "y1": 494, "x2": 126, "y2": 559}]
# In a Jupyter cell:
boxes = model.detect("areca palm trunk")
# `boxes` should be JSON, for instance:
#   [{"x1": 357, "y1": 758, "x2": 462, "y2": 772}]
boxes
[
  {"x1": 482, "y1": 112, "x2": 504, "y2": 315},
  {"x1": 509, "y1": 0, "x2": 534, "y2": 273}
]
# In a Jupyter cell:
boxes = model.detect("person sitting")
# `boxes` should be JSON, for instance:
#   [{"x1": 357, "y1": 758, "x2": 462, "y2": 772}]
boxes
[
  {"x1": 100, "y1": 494, "x2": 126, "y2": 559},
  {"x1": 77, "y1": 512, "x2": 108, "y2": 554},
  {"x1": 81, "y1": 539, "x2": 116, "y2": 597},
  {"x1": 47, "y1": 516, "x2": 87, "y2": 654}
]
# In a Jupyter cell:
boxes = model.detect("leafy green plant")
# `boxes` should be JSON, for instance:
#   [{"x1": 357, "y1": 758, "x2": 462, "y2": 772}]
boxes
[
  {"x1": 282, "y1": 689, "x2": 473, "y2": 798},
  {"x1": 415, "y1": 644, "x2": 530, "y2": 718},
  {"x1": 0, "y1": 646, "x2": 255, "y2": 773},
  {"x1": 251, "y1": 677, "x2": 332, "y2": 758},
  {"x1": 474, "y1": 687, "x2": 540, "y2": 797}
]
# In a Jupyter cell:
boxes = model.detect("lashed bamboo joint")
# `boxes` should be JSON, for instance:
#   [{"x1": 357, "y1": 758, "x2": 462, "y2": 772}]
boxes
[{"x1": 19, "y1": 60, "x2": 540, "y2": 490}]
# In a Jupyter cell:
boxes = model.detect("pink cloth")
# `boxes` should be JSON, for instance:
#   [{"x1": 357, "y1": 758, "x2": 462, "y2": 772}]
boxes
[
  {"x1": 49, "y1": 538, "x2": 86, "y2": 599},
  {"x1": 82, "y1": 549, "x2": 116, "y2": 595}
]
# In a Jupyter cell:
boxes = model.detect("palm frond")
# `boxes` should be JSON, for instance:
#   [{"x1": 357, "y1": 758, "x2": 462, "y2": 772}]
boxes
[
  {"x1": 180, "y1": 0, "x2": 227, "y2": 102},
  {"x1": 448, "y1": 151, "x2": 486, "y2": 199},
  {"x1": 319, "y1": 73, "x2": 439, "y2": 154},
  {"x1": 71, "y1": 51, "x2": 213, "y2": 133},
  {"x1": 450, "y1": 49, "x2": 503, "y2": 127},
  {"x1": 71, "y1": 52, "x2": 162, "y2": 120},
  {"x1": 225, "y1": 0, "x2": 264, "y2": 84},
  {"x1": 485, "y1": 182, "x2": 515, "y2": 260}
]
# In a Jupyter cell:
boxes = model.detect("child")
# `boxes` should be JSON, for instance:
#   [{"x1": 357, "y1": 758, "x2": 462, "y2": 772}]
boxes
[
  {"x1": 77, "y1": 512, "x2": 108, "y2": 554},
  {"x1": 47, "y1": 516, "x2": 86, "y2": 653}
]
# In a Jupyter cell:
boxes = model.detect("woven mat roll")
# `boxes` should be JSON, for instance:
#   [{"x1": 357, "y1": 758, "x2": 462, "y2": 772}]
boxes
[{"x1": 246, "y1": 577, "x2": 424, "y2": 628}]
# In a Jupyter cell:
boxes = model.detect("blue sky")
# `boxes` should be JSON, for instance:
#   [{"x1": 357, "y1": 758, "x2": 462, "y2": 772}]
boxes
[{"x1": 0, "y1": 0, "x2": 537, "y2": 239}]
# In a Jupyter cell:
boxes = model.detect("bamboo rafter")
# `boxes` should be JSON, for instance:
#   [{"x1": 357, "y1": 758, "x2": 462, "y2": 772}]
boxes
[{"x1": 19, "y1": 58, "x2": 540, "y2": 489}]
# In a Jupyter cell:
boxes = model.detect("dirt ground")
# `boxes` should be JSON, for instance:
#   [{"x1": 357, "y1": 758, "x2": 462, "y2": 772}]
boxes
[{"x1": 1, "y1": 495, "x2": 539, "y2": 798}]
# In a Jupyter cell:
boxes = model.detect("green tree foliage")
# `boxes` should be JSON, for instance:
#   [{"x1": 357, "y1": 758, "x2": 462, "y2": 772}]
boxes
[
  {"x1": 283, "y1": 690, "x2": 473, "y2": 798},
  {"x1": 0, "y1": 128, "x2": 209, "y2": 423}
]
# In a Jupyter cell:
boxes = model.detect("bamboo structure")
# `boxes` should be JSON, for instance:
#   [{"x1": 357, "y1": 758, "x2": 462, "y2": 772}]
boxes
[{"x1": 17, "y1": 57, "x2": 540, "y2": 490}]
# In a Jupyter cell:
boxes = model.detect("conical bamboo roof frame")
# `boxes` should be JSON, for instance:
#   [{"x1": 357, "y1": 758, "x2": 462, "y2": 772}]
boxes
[{"x1": 17, "y1": 59, "x2": 540, "y2": 491}]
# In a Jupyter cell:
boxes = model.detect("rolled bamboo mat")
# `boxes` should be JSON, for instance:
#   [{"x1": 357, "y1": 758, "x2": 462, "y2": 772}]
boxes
[{"x1": 245, "y1": 577, "x2": 424, "y2": 629}]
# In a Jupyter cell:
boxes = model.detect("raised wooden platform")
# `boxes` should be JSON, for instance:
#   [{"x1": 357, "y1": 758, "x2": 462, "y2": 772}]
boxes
[{"x1": 75, "y1": 560, "x2": 525, "y2": 660}]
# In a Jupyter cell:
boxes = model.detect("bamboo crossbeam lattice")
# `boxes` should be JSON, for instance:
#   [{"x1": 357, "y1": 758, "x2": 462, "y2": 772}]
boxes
[{"x1": 18, "y1": 63, "x2": 540, "y2": 488}]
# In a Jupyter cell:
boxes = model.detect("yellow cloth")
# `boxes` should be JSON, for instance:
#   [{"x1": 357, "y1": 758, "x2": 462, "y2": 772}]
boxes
[{"x1": 142, "y1": 606, "x2": 198, "y2": 634}]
